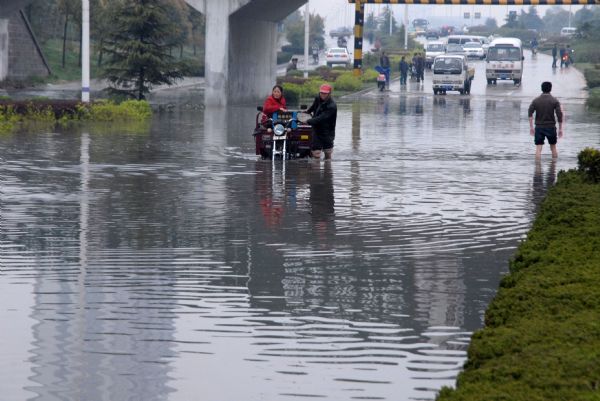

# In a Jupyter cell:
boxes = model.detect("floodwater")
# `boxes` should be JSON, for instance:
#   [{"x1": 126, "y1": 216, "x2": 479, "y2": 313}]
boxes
[{"x1": 2, "y1": 57, "x2": 600, "y2": 401}]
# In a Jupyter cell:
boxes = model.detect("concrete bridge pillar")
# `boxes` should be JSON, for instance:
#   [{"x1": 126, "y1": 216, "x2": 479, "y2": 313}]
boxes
[{"x1": 187, "y1": 0, "x2": 306, "y2": 106}]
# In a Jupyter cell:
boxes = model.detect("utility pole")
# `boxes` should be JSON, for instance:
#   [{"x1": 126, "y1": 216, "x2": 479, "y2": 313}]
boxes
[
  {"x1": 404, "y1": 4, "x2": 408, "y2": 50},
  {"x1": 304, "y1": 3, "x2": 309, "y2": 79},
  {"x1": 81, "y1": 0, "x2": 90, "y2": 103}
]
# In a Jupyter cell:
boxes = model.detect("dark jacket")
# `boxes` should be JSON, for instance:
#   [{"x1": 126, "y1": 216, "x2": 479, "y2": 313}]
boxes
[
  {"x1": 307, "y1": 96, "x2": 337, "y2": 139},
  {"x1": 380, "y1": 55, "x2": 391, "y2": 69},
  {"x1": 399, "y1": 60, "x2": 409, "y2": 74},
  {"x1": 528, "y1": 93, "x2": 563, "y2": 128}
]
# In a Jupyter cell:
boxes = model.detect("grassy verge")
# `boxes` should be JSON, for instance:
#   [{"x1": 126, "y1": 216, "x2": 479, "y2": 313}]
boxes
[
  {"x1": 436, "y1": 165, "x2": 600, "y2": 401},
  {"x1": 0, "y1": 99, "x2": 151, "y2": 133}
]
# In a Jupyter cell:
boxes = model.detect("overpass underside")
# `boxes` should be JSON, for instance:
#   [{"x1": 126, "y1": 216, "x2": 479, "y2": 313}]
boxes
[{"x1": 187, "y1": 0, "x2": 306, "y2": 106}]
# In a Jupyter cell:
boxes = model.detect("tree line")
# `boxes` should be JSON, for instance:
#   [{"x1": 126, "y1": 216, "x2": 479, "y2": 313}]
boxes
[{"x1": 24, "y1": 0, "x2": 204, "y2": 99}]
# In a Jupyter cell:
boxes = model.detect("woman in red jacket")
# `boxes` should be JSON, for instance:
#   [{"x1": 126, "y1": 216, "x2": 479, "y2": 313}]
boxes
[{"x1": 262, "y1": 85, "x2": 287, "y2": 118}]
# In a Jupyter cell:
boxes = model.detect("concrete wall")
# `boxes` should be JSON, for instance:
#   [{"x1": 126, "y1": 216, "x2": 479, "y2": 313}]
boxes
[
  {"x1": 188, "y1": 0, "x2": 306, "y2": 105},
  {"x1": 0, "y1": 19, "x2": 8, "y2": 80},
  {"x1": 6, "y1": 12, "x2": 50, "y2": 80}
]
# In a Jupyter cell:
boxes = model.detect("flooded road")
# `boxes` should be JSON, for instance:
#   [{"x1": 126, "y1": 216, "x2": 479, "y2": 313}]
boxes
[{"x1": 1, "y1": 53, "x2": 600, "y2": 401}]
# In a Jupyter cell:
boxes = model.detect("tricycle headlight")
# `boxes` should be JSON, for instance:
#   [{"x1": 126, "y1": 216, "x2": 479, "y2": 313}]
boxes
[{"x1": 274, "y1": 124, "x2": 286, "y2": 136}]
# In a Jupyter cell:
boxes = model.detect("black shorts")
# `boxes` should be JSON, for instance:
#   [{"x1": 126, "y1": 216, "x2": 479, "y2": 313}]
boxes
[
  {"x1": 311, "y1": 134, "x2": 334, "y2": 151},
  {"x1": 534, "y1": 127, "x2": 557, "y2": 145}
]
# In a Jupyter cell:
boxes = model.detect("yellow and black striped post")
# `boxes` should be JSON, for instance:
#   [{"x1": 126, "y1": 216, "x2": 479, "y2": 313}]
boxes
[
  {"x1": 348, "y1": 0, "x2": 599, "y2": 4},
  {"x1": 353, "y1": 0, "x2": 365, "y2": 76},
  {"x1": 349, "y1": 0, "x2": 599, "y2": 76}
]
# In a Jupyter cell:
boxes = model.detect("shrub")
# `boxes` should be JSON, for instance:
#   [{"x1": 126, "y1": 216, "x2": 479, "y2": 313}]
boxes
[
  {"x1": 281, "y1": 82, "x2": 301, "y2": 105},
  {"x1": 0, "y1": 105, "x2": 19, "y2": 133},
  {"x1": 333, "y1": 72, "x2": 362, "y2": 91},
  {"x1": 587, "y1": 88, "x2": 600, "y2": 109},
  {"x1": 286, "y1": 70, "x2": 305, "y2": 78},
  {"x1": 361, "y1": 69, "x2": 379, "y2": 83},
  {"x1": 572, "y1": 40, "x2": 600, "y2": 64},
  {"x1": 277, "y1": 51, "x2": 294, "y2": 64},
  {"x1": 584, "y1": 68, "x2": 600, "y2": 88},
  {"x1": 577, "y1": 147, "x2": 600, "y2": 183},
  {"x1": 83, "y1": 100, "x2": 152, "y2": 121}
]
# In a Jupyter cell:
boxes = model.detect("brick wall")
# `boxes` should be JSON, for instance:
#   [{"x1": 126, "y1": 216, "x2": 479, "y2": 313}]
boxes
[{"x1": 7, "y1": 11, "x2": 50, "y2": 79}]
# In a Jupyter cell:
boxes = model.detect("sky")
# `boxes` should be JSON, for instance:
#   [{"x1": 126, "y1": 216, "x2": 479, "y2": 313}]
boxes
[{"x1": 307, "y1": 0, "x2": 582, "y2": 30}]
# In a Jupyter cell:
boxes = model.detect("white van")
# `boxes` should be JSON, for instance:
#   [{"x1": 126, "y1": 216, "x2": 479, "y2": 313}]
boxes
[
  {"x1": 485, "y1": 38, "x2": 524, "y2": 85},
  {"x1": 447, "y1": 35, "x2": 480, "y2": 45},
  {"x1": 425, "y1": 41, "x2": 446, "y2": 68},
  {"x1": 560, "y1": 27, "x2": 577, "y2": 37}
]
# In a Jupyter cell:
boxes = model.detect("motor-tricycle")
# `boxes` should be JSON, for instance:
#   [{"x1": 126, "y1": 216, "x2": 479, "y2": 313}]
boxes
[{"x1": 253, "y1": 107, "x2": 313, "y2": 161}]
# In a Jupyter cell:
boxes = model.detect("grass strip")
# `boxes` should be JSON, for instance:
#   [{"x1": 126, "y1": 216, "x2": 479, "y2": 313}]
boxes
[{"x1": 437, "y1": 169, "x2": 600, "y2": 401}]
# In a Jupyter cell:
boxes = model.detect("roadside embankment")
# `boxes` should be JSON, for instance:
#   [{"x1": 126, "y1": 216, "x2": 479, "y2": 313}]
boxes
[
  {"x1": 436, "y1": 148, "x2": 600, "y2": 401},
  {"x1": 572, "y1": 40, "x2": 600, "y2": 109},
  {"x1": 0, "y1": 99, "x2": 151, "y2": 133}
]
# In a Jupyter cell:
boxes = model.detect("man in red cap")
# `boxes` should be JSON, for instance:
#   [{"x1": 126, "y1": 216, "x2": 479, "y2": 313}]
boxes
[{"x1": 305, "y1": 83, "x2": 338, "y2": 160}]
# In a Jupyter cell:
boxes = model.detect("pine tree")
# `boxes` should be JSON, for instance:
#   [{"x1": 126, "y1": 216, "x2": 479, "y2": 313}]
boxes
[{"x1": 102, "y1": 0, "x2": 187, "y2": 100}]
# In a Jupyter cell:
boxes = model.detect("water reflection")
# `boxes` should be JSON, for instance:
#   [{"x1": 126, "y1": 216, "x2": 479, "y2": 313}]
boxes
[
  {"x1": 0, "y1": 98, "x2": 598, "y2": 401},
  {"x1": 532, "y1": 158, "x2": 557, "y2": 208}
]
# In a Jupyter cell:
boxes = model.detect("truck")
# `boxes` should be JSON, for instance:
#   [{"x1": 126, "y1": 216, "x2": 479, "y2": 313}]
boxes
[{"x1": 432, "y1": 54, "x2": 474, "y2": 95}]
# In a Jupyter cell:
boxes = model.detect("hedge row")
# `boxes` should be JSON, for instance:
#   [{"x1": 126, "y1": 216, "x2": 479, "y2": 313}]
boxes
[
  {"x1": 436, "y1": 151, "x2": 600, "y2": 401},
  {"x1": 0, "y1": 99, "x2": 151, "y2": 133}
]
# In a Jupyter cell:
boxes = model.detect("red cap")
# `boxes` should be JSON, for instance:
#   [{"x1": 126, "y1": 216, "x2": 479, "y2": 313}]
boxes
[{"x1": 319, "y1": 84, "x2": 332, "y2": 94}]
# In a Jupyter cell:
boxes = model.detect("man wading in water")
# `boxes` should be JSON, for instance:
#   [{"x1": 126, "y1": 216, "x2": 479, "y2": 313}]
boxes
[{"x1": 528, "y1": 81, "x2": 564, "y2": 159}]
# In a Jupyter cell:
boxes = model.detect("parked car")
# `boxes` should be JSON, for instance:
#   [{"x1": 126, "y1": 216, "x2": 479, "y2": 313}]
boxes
[
  {"x1": 326, "y1": 47, "x2": 352, "y2": 68},
  {"x1": 463, "y1": 42, "x2": 485, "y2": 59}
]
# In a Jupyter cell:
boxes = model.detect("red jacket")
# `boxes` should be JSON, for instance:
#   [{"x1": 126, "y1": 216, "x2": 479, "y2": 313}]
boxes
[{"x1": 262, "y1": 95, "x2": 286, "y2": 117}]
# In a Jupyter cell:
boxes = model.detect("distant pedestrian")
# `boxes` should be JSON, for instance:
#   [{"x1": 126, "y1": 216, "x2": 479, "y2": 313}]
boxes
[
  {"x1": 286, "y1": 57, "x2": 298, "y2": 73},
  {"x1": 559, "y1": 46, "x2": 566, "y2": 68},
  {"x1": 528, "y1": 81, "x2": 563, "y2": 159},
  {"x1": 399, "y1": 56, "x2": 409, "y2": 86},
  {"x1": 551, "y1": 44, "x2": 558, "y2": 68},
  {"x1": 414, "y1": 52, "x2": 425, "y2": 83},
  {"x1": 380, "y1": 51, "x2": 391, "y2": 87}
]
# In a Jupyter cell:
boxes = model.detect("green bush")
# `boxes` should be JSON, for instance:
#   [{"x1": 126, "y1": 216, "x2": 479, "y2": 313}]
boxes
[
  {"x1": 78, "y1": 100, "x2": 152, "y2": 121},
  {"x1": 281, "y1": 82, "x2": 301, "y2": 105},
  {"x1": 333, "y1": 73, "x2": 362, "y2": 91},
  {"x1": 0, "y1": 105, "x2": 19, "y2": 133},
  {"x1": 436, "y1": 167, "x2": 600, "y2": 401},
  {"x1": 587, "y1": 88, "x2": 600, "y2": 109},
  {"x1": 361, "y1": 69, "x2": 379, "y2": 83},
  {"x1": 572, "y1": 40, "x2": 600, "y2": 64},
  {"x1": 584, "y1": 68, "x2": 600, "y2": 88},
  {"x1": 578, "y1": 147, "x2": 600, "y2": 183}
]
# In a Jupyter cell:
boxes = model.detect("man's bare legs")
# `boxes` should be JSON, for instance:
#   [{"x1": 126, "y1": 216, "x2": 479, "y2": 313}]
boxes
[
  {"x1": 536, "y1": 144, "x2": 558, "y2": 159},
  {"x1": 535, "y1": 144, "x2": 543, "y2": 159},
  {"x1": 324, "y1": 149, "x2": 333, "y2": 160}
]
